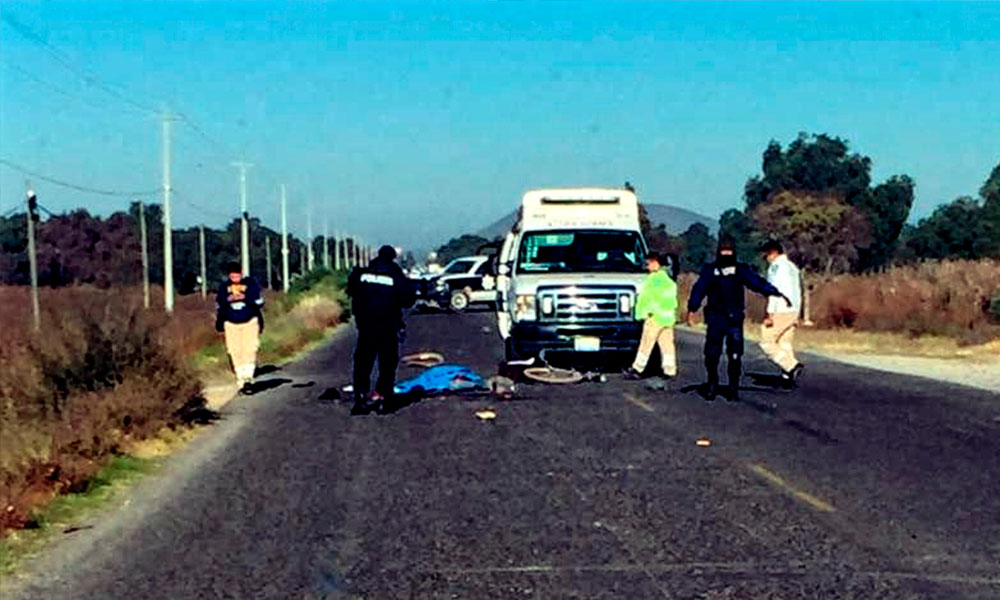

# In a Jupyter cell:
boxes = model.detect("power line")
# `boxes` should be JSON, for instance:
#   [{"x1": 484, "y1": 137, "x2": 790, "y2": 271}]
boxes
[
  {"x1": 0, "y1": 59, "x2": 151, "y2": 117},
  {"x1": 0, "y1": 57, "x2": 146, "y2": 116},
  {"x1": 172, "y1": 189, "x2": 235, "y2": 221},
  {"x1": 1, "y1": 11, "x2": 159, "y2": 116},
  {"x1": 0, "y1": 158, "x2": 160, "y2": 197}
]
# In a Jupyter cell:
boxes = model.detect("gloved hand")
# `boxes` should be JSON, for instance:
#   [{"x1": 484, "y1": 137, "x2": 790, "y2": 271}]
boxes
[
  {"x1": 215, "y1": 317, "x2": 225, "y2": 333},
  {"x1": 257, "y1": 312, "x2": 265, "y2": 334}
]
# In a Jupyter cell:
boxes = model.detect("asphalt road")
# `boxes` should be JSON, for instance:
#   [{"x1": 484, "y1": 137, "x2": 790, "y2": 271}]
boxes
[{"x1": 5, "y1": 311, "x2": 1000, "y2": 599}]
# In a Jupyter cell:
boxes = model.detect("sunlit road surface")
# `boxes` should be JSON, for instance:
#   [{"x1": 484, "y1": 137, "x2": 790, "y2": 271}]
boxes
[{"x1": 5, "y1": 312, "x2": 1000, "y2": 599}]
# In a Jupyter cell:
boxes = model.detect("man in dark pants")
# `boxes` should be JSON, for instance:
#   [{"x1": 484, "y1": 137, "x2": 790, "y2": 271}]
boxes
[
  {"x1": 686, "y1": 238, "x2": 791, "y2": 402},
  {"x1": 347, "y1": 245, "x2": 415, "y2": 415}
]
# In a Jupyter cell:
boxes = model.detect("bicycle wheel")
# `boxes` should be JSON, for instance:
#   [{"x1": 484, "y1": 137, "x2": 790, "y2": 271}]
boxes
[{"x1": 523, "y1": 367, "x2": 584, "y2": 384}]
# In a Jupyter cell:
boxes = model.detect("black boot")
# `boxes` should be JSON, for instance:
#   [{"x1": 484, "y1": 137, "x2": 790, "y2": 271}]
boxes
[
  {"x1": 703, "y1": 356, "x2": 720, "y2": 402},
  {"x1": 350, "y1": 394, "x2": 372, "y2": 416},
  {"x1": 374, "y1": 394, "x2": 393, "y2": 415},
  {"x1": 726, "y1": 356, "x2": 742, "y2": 402},
  {"x1": 703, "y1": 380, "x2": 718, "y2": 402},
  {"x1": 724, "y1": 385, "x2": 741, "y2": 403}
]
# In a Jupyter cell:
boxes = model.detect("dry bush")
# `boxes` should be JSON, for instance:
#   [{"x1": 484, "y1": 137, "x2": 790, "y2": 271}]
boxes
[
  {"x1": 0, "y1": 287, "x2": 203, "y2": 532},
  {"x1": 807, "y1": 260, "x2": 1000, "y2": 343},
  {"x1": 288, "y1": 294, "x2": 342, "y2": 330},
  {"x1": 0, "y1": 279, "x2": 345, "y2": 534},
  {"x1": 679, "y1": 260, "x2": 1000, "y2": 344}
]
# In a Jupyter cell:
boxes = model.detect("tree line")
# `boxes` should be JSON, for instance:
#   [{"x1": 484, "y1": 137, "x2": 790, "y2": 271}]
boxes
[
  {"x1": 714, "y1": 133, "x2": 999, "y2": 274},
  {"x1": 436, "y1": 134, "x2": 999, "y2": 274},
  {"x1": 0, "y1": 202, "x2": 362, "y2": 290}
]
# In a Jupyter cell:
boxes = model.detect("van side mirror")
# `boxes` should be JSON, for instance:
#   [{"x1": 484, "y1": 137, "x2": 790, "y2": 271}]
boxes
[{"x1": 498, "y1": 264, "x2": 511, "y2": 276}]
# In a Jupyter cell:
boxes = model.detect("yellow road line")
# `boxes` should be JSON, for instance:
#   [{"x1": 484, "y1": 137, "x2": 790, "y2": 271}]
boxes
[
  {"x1": 624, "y1": 393, "x2": 655, "y2": 412},
  {"x1": 747, "y1": 463, "x2": 836, "y2": 513}
]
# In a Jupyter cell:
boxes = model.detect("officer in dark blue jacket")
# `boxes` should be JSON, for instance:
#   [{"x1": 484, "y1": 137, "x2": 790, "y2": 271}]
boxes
[
  {"x1": 687, "y1": 238, "x2": 790, "y2": 402},
  {"x1": 347, "y1": 245, "x2": 416, "y2": 415}
]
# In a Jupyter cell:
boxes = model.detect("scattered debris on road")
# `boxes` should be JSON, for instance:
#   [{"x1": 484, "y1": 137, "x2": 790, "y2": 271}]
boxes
[
  {"x1": 486, "y1": 375, "x2": 516, "y2": 397},
  {"x1": 400, "y1": 351, "x2": 445, "y2": 368},
  {"x1": 475, "y1": 409, "x2": 497, "y2": 421}
]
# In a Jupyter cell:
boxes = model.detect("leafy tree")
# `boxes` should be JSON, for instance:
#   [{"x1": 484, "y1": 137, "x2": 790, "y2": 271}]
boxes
[
  {"x1": 718, "y1": 208, "x2": 759, "y2": 264},
  {"x1": 678, "y1": 223, "x2": 716, "y2": 272},
  {"x1": 899, "y1": 163, "x2": 1000, "y2": 262},
  {"x1": 0, "y1": 203, "x2": 310, "y2": 289},
  {"x1": 741, "y1": 133, "x2": 912, "y2": 272},
  {"x1": 751, "y1": 190, "x2": 872, "y2": 275},
  {"x1": 0, "y1": 213, "x2": 29, "y2": 284},
  {"x1": 903, "y1": 197, "x2": 988, "y2": 260},
  {"x1": 979, "y1": 163, "x2": 1000, "y2": 258},
  {"x1": 744, "y1": 134, "x2": 872, "y2": 210},
  {"x1": 855, "y1": 175, "x2": 915, "y2": 270}
]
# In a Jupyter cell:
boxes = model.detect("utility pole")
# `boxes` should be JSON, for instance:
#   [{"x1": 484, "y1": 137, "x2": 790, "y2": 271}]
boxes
[
  {"x1": 138, "y1": 200, "x2": 150, "y2": 309},
  {"x1": 232, "y1": 161, "x2": 253, "y2": 275},
  {"x1": 334, "y1": 230, "x2": 341, "y2": 271},
  {"x1": 265, "y1": 235, "x2": 272, "y2": 289},
  {"x1": 25, "y1": 182, "x2": 40, "y2": 331},
  {"x1": 199, "y1": 225, "x2": 207, "y2": 299},
  {"x1": 323, "y1": 220, "x2": 330, "y2": 270},
  {"x1": 306, "y1": 203, "x2": 314, "y2": 271},
  {"x1": 281, "y1": 184, "x2": 289, "y2": 292},
  {"x1": 162, "y1": 111, "x2": 176, "y2": 314}
]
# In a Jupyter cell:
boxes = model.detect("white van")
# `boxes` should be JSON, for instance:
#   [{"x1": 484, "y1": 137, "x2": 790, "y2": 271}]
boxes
[{"x1": 496, "y1": 188, "x2": 648, "y2": 361}]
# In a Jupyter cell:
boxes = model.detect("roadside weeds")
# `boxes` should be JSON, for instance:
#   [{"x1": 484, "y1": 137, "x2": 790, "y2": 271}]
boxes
[{"x1": 0, "y1": 273, "x2": 349, "y2": 578}]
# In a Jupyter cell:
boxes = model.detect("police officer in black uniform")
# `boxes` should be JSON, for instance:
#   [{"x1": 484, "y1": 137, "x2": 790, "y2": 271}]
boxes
[
  {"x1": 347, "y1": 245, "x2": 416, "y2": 415},
  {"x1": 686, "y1": 237, "x2": 790, "y2": 402}
]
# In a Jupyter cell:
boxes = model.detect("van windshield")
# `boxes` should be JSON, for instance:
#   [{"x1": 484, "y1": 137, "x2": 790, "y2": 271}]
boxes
[{"x1": 517, "y1": 230, "x2": 646, "y2": 273}]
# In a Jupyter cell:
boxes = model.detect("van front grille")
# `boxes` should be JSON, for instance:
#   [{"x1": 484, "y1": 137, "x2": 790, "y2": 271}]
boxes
[{"x1": 538, "y1": 286, "x2": 634, "y2": 322}]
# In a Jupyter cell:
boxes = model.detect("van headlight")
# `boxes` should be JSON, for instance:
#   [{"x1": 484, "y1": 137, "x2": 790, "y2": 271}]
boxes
[{"x1": 515, "y1": 294, "x2": 537, "y2": 321}]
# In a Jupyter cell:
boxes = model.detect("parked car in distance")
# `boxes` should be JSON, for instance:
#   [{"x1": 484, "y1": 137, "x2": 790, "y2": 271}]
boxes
[{"x1": 415, "y1": 255, "x2": 498, "y2": 312}]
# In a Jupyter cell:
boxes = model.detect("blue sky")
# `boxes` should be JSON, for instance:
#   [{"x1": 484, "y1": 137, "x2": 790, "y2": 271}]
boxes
[{"x1": 1, "y1": 1, "x2": 998, "y2": 251}]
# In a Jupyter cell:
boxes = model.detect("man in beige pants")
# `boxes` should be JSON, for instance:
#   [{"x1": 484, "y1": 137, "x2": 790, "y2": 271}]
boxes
[
  {"x1": 216, "y1": 261, "x2": 265, "y2": 394},
  {"x1": 759, "y1": 241, "x2": 804, "y2": 386}
]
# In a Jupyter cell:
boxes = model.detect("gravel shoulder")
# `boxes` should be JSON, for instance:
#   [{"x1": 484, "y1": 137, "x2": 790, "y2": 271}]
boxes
[{"x1": 804, "y1": 351, "x2": 1000, "y2": 394}]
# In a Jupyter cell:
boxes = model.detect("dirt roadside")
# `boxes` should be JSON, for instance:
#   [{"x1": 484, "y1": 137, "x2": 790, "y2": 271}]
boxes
[{"x1": 678, "y1": 325, "x2": 1000, "y2": 395}]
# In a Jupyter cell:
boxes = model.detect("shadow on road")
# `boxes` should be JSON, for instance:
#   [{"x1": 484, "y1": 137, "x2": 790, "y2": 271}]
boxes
[
  {"x1": 254, "y1": 364, "x2": 282, "y2": 377},
  {"x1": 246, "y1": 378, "x2": 292, "y2": 395}
]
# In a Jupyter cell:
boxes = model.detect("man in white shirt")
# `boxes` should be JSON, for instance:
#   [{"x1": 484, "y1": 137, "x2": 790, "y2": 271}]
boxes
[{"x1": 759, "y1": 241, "x2": 804, "y2": 385}]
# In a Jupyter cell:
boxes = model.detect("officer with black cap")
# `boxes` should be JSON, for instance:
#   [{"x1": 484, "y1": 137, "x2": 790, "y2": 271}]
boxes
[
  {"x1": 686, "y1": 236, "x2": 791, "y2": 402},
  {"x1": 347, "y1": 245, "x2": 416, "y2": 415}
]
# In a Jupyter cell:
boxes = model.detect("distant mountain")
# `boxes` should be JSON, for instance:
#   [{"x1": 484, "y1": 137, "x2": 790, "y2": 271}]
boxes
[{"x1": 474, "y1": 203, "x2": 717, "y2": 241}]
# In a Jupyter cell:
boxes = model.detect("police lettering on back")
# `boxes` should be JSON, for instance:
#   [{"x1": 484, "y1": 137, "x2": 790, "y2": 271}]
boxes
[{"x1": 360, "y1": 273, "x2": 395, "y2": 287}]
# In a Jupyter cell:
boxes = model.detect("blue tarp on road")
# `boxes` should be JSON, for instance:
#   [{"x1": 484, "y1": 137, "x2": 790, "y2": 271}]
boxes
[{"x1": 393, "y1": 364, "x2": 487, "y2": 396}]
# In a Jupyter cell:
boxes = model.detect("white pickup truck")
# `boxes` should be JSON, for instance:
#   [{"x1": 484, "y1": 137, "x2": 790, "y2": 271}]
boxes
[
  {"x1": 495, "y1": 188, "x2": 649, "y2": 361},
  {"x1": 418, "y1": 255, "x2": 497, "y2": 311}
]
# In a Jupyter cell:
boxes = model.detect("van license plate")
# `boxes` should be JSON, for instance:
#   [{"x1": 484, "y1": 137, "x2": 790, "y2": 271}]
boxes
[{"x1": 574, "y1": 336, "x2": 600, "y2": 352}]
